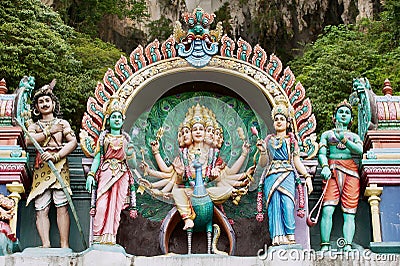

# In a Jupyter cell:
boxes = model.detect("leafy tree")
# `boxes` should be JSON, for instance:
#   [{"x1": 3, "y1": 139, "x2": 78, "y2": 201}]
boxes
[{"x1": 0, "y1": 0, "x2": 124, "y2": 132}]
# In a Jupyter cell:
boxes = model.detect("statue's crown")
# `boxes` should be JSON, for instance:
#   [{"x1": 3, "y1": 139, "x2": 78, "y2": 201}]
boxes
[
  {"x1": 104, "y1": 96, "x2": 126, "y2": 116},
  {"x1": 271, "y1": 95, "x2": 293, "y2": 119}
]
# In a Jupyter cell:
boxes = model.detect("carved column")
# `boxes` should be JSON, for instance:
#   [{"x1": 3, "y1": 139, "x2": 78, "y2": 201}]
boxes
[
  {"x1": 6, "y1": 181, "x2": 25, "y2": 234},
  {"x1": 364, "y1": 184, "x2": 383, "y2": 242}
]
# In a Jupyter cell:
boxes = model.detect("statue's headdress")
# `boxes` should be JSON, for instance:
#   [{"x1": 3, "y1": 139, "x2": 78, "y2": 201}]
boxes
[
  {"x1": 332, "y1": 99, "x2": 353, "y2": 126},
  {"x1": 334, "y1": 99, "x2": 352, "y2": 115},
  {"x1": 271, "y1": 95, "x2": 294, "y2": 119},
  {"x1": 31, "y1": 79, "x2": 60, "y2": 120},
  {"x1": 102, "y1": 96, "x2": 126, "y2": 129},
  {"x1": 189, "y1": 103, "x2": 206, "y2": 127}
]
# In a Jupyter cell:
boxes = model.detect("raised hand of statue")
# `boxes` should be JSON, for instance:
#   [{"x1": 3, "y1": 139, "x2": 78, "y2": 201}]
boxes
[
  {"x1": 241, "y1": 141, "x2": 250, "y2": 156},
  {"x1": 129, "y1": 209, "x2": 138, "y2": 219},
  {"x1": 150, "y1": 140, "x2": 160, "y2": 154},
  {"x1": 334, "y1": 121, "x2": 345, "y2": 141},
  {"x1": 255, "y1": 139, "x2": 266, "y2": 152},
  {"x1": 89, "y1": 207, "x2": 96, "y2": 217},
  {"x1": 140, "y1": 161, "x2": 150, "y2": 175},
  {"x1": 172, "y1": 157, "x2": 184, "y2": 176},
  {"x1": 210, "y1": 167, "x2": 221, "y2": 179}
]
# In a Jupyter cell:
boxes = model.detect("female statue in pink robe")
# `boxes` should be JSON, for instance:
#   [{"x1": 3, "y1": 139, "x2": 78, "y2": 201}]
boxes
[{"x1": 86, "y1": 97, "x2": 137, "y2": 245}]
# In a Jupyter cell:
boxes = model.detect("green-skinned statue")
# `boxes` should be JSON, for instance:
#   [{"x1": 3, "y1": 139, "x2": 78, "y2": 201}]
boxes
[{"x1": 318, "y1": 100, "x2": 363, "y2": 251}]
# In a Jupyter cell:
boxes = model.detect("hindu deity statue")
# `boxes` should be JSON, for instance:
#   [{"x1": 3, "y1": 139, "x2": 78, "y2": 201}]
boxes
[
  {"x1": 85, "y1": 96, "x2": 138, "y2": 245},
  {"x1": 318, "y1": 100, "x2": 363, "y2": 251},
  {"x1": 255, "y1": 96, "x2": 313, "y2": 246},
  {"x1": 139, "y1": 103, "x2": 254, "y2": 231}
]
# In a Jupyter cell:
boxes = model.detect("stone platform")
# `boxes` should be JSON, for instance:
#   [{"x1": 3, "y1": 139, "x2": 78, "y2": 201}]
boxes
[{"x1": 0, "y1": 249, "x2": 398, "y2": 266}]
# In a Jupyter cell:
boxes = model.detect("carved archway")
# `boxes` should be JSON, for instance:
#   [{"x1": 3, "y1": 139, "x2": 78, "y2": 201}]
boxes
[{"x1": 79, "y1": 7, "x2": 318, "y2": 254}]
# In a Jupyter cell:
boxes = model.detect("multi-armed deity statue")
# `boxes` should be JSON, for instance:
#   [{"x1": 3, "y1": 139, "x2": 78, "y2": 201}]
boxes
[{"x1": 139, "y1": 103, "x2": 255, "y2": 254}]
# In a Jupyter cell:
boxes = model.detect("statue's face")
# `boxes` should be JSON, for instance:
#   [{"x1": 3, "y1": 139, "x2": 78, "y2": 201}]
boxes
[
  {"x1": 335, "y1": 106, "x2": 352, "y2": 126},
  {"x1": 36, "y1": 95, "x2": 54, "y2": 116},
  {"x1": 181, "y1": 127, "x2": 192, "y2": 146},
  {"x1": 178, "y1": 131, "x2": 184, "y2": 147},
  {"x1": 213, "y1": 128, "x2": 223, "y2": 148},
  {"x1": 273, "y1": 114, "x2": 288, "y2": 133},
  {"x1": 205, "y1": 126, "x2": 214, "y2": 145},
  {"x1": 109, "y1": 111, "x2": 123, "y2": 130},
  {"x1": 191, "y1": 122, "x2": 205, "y2": 143}
]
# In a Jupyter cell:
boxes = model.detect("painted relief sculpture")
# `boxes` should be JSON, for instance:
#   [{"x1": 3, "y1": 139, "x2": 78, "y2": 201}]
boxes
[
  {"x1": 139, "y1": 103, "x2": 255, "y2": 254},
  {"x1": 318, "y1": 100, "x2": 363, "y2": 251},
  {"x1": 85, "y1": 96, "x2": 137, "y2": 245},
  {"x1": 0, "y1": 194, "x2": 19, "y2": 255},
  {"x1": 255, "y1": 96, "x2": 313, "y2": 246},
  {"x1": 174, "y1": 7, "x2": 222, "y2": 67},
  {"x1": 79, "y1": 6, "x2": 320, "y2": 255},
  {"x1": 25, "y1": 81, "x2": 78, "y2": 248}
]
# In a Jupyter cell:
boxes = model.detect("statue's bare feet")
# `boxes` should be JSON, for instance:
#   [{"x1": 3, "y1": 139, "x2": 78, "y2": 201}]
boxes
[{"x1": 183, "y1": 219, "x2": 194, "y2": 230}]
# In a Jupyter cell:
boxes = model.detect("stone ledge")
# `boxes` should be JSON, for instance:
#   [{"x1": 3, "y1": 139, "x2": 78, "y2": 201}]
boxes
[{"x1": 0, "y1": 249, "x2": 398, "y2": 266}]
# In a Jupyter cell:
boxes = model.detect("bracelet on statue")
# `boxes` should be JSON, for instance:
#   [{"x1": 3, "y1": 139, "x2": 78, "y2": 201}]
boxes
[
  {"x1": 126, "y1": 153, "x2": 135, "y2": 159},
  {"x1": 87, "y1": 171, "x2": 95, "y2": 178},
  {"x1": 304, "y1": 174, "x2": 312, "y2": 179},
  {"x1": 341, "y1": 137, "x2": 348, "y2": 144},
  {"x1": 53, "y1": 152, "x2": 61, "y2": 163},
  {"x1": 321, "y1": 163, "x2": 329, "y2": 169},
  {"x1": 152, "y1": 150, "x2": 160, "y2": 155},
  {"x1": 128, "y1": 206, "x2": 137, "y2": 211}
]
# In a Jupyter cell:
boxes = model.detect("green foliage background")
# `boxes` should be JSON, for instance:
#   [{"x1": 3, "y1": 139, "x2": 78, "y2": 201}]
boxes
[
  {"x1": 0, "y1": 0, "x2": 400, "y2": 137},
  {"x1": 0, "y1": 0, "x2": 125, "y2": 132},
  {"x1": 288, "y1": 0, "x2": 400, "y2": 134}
]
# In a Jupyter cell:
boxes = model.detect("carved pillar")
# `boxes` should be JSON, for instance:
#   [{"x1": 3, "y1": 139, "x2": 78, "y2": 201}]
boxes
[
  {"x1": 6, "y1": 181, "x2": 25, "y2": 234},
  {"x1": 364, "y1": 184, "x2": 383, "y2": 242}
]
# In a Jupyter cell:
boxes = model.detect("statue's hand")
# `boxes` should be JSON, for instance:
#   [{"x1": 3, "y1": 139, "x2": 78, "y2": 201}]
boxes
[
  {"x1": 49, "y1": 123, "x2": 63, "y2": 135},
  {"x1": 241, "y1": 142, "x2": 250, "y2": 156},
  {"x1": 125, "y1": 142, "x2": 135, "y2": 156},
  {"x1": 306, "y1": 177, "x2": 313, "y2": 195},
  {"x1": 172, "y1": 157, "x2": 184, "y2": 176},
  {"x1": 150, "y1": 140, "x2": 160, "y2": 154},
  {"x1": 246, "y1": 165, "x2": 256, "y2": 176},
  {"x1": 129, "y1": 209, "x2": 138, "y2": 219},
  {"x1": 256, "y1": 139, "x2": 266, "y2": 152},
  {"x1": 86, "y1": 175, "x2": 96, "y2": 193},
  {"x1": 321, "y1": 166, "x2": 331, "y2": 180},
  {"x1": 89, "y1": 207, "x2": 96, "y2": 217},
  {"x1": 210, "y1": 167, "x2": 221, "y2": 178},
  {"x1": 40, "y1": 151, "x2": 53, "y2": 162},
  {"x1": 140, "y1": 161, "x2": 149, "y2": 172}
]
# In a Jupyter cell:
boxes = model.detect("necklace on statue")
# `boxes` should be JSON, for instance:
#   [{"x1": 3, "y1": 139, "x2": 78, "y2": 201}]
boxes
[
  {"x1": 271, "y1": 136, "x2": 284, "y2": 150},
  {"x1": 109, "y1": 135, "x2": 124, "y2": 150}
]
